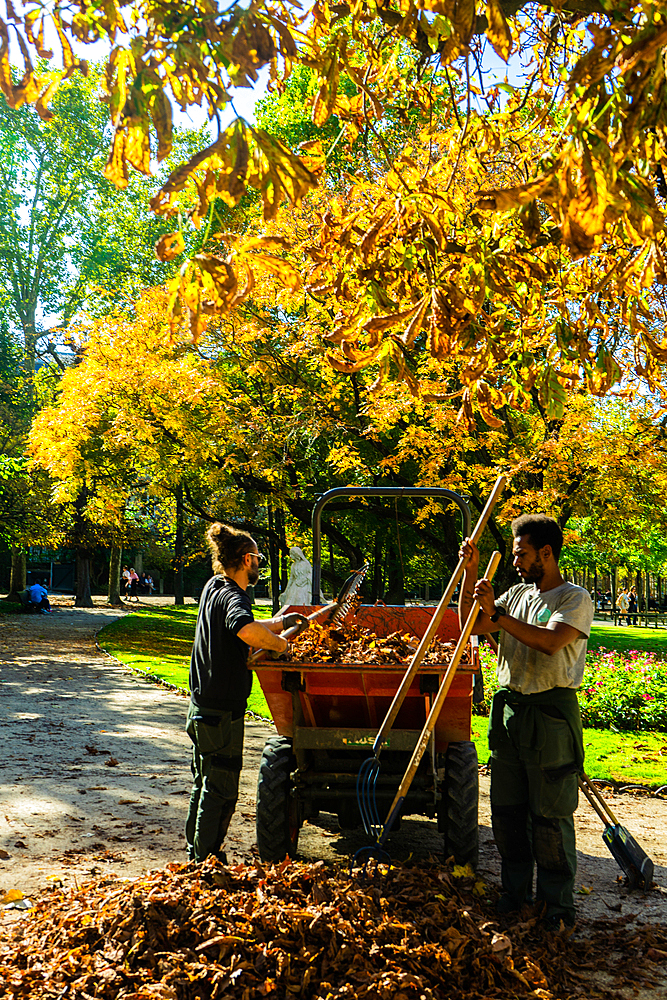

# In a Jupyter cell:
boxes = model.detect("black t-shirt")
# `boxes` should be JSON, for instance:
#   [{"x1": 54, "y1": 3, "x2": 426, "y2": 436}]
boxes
[{"x1": 188, "y1": 575, "x2": 255, "y2": 714}]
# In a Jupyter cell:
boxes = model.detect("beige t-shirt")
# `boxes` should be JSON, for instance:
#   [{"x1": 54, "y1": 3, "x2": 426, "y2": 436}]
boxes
[{"x1": 495, "y1": 581, "x2": 594, "y2": 695}]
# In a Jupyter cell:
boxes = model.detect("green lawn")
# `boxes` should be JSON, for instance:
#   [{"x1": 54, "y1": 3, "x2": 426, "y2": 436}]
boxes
[
  {"x1": 98, "y1": 607, "x2": 667, "y2": 788},
  {"x1": 98, "y1": 603, "x2": 274, "y2": 717},
  {"x1": 589, "y1": 622, "x2": 667, "y2": 657},
  {"x1": 470, "y1": 724, "x2": 667, "y2": 788}
]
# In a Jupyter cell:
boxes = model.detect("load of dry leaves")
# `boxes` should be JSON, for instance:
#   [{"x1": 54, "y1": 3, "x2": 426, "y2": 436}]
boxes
[
  {"x1": 288, "y1": 621, "x2": 469, "y2": 668},
  {"x1": 2, "y1": 858, "x2": 666, "y2": 1000}
]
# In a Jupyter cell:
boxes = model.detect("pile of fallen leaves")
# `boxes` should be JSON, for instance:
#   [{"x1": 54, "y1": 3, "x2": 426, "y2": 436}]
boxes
[
  {"x1": 288, "y1": 621, "x2": 469, "y2": 667},
  {"x1": 2, "y1": 859, "x2": 666, "y2": 1000}
]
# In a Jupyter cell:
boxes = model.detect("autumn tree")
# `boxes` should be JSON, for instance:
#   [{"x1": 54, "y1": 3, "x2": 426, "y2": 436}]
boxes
[
  {"x1": 0, "y1": 66, "x2": 208, "y2": 599},
  {"x1": 29, "y1": 262, "x2": 667, "y2": 602}
]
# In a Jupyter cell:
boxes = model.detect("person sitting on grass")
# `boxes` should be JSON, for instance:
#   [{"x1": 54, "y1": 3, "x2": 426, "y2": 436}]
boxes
[{"x1": 28, "y1": 580, "x2": 51, "y2": 614}]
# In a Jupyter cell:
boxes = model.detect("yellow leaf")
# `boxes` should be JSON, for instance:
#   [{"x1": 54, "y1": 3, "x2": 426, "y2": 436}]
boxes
[
  {"x1": 313, "y1": 50, "x2": 340, "y2": 127},
  {"x1": 155, "y1": 231, "x2": 185, "y2": 262},
  {"x1": 486, "y1": 0, "x2": 512, "y2": 62},
  {"x1": 401, "y1": 294, "x2": 430, "y2": 348},
  {"x1": 240, "y1": 251, "x2": 302, "y2": 291},
  {"x1": 151, "y1": 88, "x2": 173, "y2": 163},
  {"x1": 476, "y1": 381, "x2": 504, "y2": 428},
  {"x1": 104, "y1": 130, "x2": 129, "y2": 188},
  {"x1": 0, "y1": 889, "x2": 24, "y2": 905},
  {"x1": 477, "y1": 174, "x2": 556, "y2": 213},
  {"x1": 363, "y1": 300, "x2": 427, "y2": 337}
]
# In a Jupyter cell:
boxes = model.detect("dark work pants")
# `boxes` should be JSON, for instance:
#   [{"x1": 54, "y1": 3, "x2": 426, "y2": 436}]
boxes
[
  {"x1": 185, "y1": 702, "x2": 244, "y2": 863},
  {"x1": 490, "y1": 699, "x2": 579, "y2": 924}
]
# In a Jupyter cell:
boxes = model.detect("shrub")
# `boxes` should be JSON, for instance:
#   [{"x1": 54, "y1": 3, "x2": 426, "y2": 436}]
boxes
[
  {"x1": 578, "y1": 648, "x2": 667, "y2": 731},
  {"x1": 472, "y1": 645, "x2": 667, "y2": 732}
]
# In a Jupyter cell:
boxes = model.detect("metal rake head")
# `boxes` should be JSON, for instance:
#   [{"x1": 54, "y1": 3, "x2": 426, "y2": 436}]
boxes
[
  {"x1": 350, "y1": 843, "x2": 392, "y2": 878},
  {"x1": 328, "y1": 561, "x2": 369, "y2": 627},
  {"x1": 356, "y1": 754, "x2": 382, "y2": 840}
]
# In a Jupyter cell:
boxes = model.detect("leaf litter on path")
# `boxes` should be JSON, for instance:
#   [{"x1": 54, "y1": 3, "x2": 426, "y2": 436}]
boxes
[{"x1": 1, "y1": 857, "x2": 666, "y2": 999}]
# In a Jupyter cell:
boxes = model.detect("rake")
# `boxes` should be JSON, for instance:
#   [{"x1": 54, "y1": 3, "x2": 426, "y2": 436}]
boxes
[
  {"x1": 355, "y1": 550, "x2": 502, "y2": 864},
  {"x1": 249, "y1": 562, "x2": 369, "y2": 664},
  {"x1": 354, "y1": 476, "x2": 505, "y2": 845},
  {"x1": 578, "y1": 773, "x2": 654, "y2": 890}
]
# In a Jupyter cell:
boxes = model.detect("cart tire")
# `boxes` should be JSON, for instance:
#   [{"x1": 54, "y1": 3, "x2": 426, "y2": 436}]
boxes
[
  {"x1": 439, "y1": 741, "x2": 479, "y2": 869},
  {"x1": 256, "y1": 735, "x2": 300, "y2": 862},
  {"x1": 337, "y1": 802, "x2": 361, "y2": 830}
]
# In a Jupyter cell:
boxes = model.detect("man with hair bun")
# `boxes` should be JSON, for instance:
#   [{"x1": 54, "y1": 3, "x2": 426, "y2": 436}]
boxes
[
  {"x1": 186, "y1": 522, "x2": 309, "y2": 864},
  {"x1": 458, "y1": 513, "x2": 593, "y2": 930}
]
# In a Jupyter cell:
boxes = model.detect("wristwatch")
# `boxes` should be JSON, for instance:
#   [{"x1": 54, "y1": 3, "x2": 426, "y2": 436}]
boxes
[{"x1": 490, "y1": 604, "x2": 506, "y2": 623}]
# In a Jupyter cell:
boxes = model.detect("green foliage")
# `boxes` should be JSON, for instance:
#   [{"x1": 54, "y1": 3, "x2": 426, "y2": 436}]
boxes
[
  {"x1": 579, "y1": 648, "x2": 667, "y2": 732},
  {"x1": 0, "y1": 454, "x2": 56, "y2": 545},
  {"x1": 0, "y1": 67, "x2": 204, "y2": 371}
]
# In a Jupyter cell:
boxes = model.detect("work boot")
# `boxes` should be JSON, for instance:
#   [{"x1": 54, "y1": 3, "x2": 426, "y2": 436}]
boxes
[
  {"x1": 496, "y1": 892, "x2": 534, "y2": 915},
  {"x1": 543, "y1": 911, "x2": 576, "y2": 933}
]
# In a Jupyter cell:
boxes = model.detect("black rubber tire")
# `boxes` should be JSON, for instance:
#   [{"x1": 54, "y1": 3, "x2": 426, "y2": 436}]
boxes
[
  {"x1": 256, "y1": 735, "x2": 300, "y2": 862},
  {"x1": 337, "y1": 801, "x2": 361, "y2": 831},
  {"x1": 439, "y1": 741, "x2": 479, "y2": 869}
]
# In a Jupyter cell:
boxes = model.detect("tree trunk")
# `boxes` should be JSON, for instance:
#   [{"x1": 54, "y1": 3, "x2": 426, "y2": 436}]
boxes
[
  {"x1": 268, "y1": 501, "x2": 280, "y2": 614},
  {"x1": 174, "y1": 487, "x2": 185, "y2": 605},
  {"x1": 385, "y1": 542, "x2": 405, "y2": 605},
  {"x1": 372, "y1": 530, "x2": 382, "y2": 601},
  {"x1": 277, "y1": 508, "x2": 288, "y2": 592},
  {"x1": 8, "y1": 546, "x2": 26, "y2": 599},
  {"x1": 75, "y1": 548, "x2": 94, "y2": 607},
  {"x1": 108, "y1": 545, "x2": 122, "y2": 606}
]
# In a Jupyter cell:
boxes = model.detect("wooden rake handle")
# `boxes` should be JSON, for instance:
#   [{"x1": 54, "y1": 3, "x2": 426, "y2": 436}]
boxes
[
  {"x1": 381, "y1": 550, "x2": 502, "y2": 841},
  {"x1": 578, "y1": 772, "x2": 619, "y2": 828},
  {"x1": 372, "y1": 475, "x2": 507, "y2": 754}
]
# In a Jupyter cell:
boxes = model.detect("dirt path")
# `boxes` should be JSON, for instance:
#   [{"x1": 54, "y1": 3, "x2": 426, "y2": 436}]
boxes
[{"x1": 1, "y1": 603, "x2": 667, "y2": 994}]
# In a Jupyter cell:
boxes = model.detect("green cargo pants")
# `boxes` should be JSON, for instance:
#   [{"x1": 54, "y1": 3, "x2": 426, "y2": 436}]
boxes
[
  {"x1": 185, "y1": 702, "x2": 244, "y2": 863},
  {"x1": 489, "y1": 689, "x2": 581, "y2": 925}
]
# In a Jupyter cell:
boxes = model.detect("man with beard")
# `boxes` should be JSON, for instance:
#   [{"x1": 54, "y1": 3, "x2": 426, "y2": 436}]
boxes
[
  {"x1": 186, "y1": 522, "x2": 309, "y2": 863},
  {"x1": 458, "y1": 514, "x2": 593, "y2": 929}
]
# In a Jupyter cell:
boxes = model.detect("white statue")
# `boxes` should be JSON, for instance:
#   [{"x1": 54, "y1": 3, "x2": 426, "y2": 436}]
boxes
[{"x1": 278, "y1": 547, "x2": 324, "y2": 607}]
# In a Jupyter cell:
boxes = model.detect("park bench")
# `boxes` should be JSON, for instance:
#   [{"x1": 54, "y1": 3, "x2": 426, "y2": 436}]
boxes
[
  {"x1": 17, "y1": 589, "x2": 35, "y2": 613},
  {"x1": 608, "y1": 610, "x2": 667, "y2": 628}
]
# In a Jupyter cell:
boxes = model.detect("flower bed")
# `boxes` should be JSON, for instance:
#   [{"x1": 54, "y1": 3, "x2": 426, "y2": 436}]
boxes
[{"x1": 474, "y1": 646, "x2": 667, "y2": 732}]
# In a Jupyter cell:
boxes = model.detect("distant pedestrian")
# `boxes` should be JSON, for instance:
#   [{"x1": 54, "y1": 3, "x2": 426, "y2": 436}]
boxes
[
  {"x1": 145, "y1": 573, "x2": 154, "y2": 595},
  {"x1": 121, "y1": 566, "x2": 131, "y2": 597},
  {"x1": 616, "y1": 588, "x2": 629, "y2": 625},
  {"x1": 129, "y1": 567, "x2": 140, "y2": 602},
  {"x1": 628, "y1": 587, "x2": 638, "y2": 626}
]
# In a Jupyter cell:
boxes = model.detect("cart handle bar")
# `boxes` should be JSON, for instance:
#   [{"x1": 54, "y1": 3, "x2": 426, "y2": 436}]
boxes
[{"x1": 311, "y1": 487, "x2": 472, "y2": 604}]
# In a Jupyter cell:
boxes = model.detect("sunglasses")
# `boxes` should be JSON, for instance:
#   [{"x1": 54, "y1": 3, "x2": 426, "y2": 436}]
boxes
[{"x1": 246, "y1": 551, "x2": 266, "y2": 564}]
